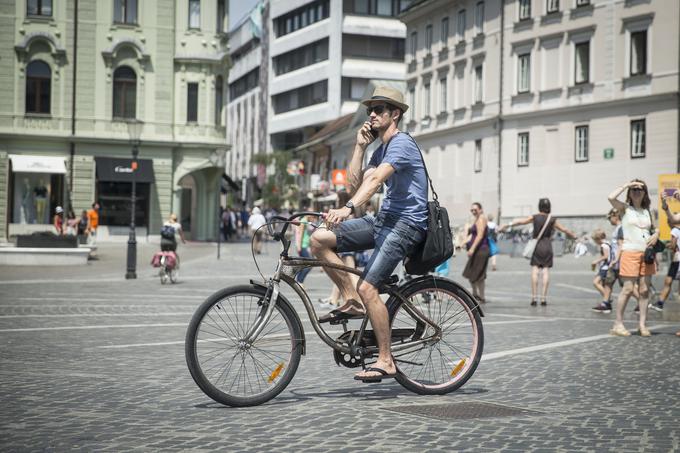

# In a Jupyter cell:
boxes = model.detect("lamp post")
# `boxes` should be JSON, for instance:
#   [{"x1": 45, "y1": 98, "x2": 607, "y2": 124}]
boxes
[{"x1": 125, "y1": 119, "x2": 144, "y2": 279}]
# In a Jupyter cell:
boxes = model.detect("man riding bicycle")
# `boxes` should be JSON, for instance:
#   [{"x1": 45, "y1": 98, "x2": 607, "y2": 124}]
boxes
[{"x1": 310, "y1": 86, "x2": 428, "y2": 382}]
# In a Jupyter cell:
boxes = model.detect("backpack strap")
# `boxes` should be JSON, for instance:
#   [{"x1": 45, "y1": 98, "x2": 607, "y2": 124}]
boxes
[{"x1": 403, "y1": 131, "x2": 438, "y2": 202}]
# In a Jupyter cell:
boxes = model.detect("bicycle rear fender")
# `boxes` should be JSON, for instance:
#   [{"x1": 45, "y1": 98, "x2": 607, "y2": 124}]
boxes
[
  {"x1": 396, "y1": 275, "x2": 485, "y2": 317},
  {"x1": 250, "y1": 280, "x2": 307, "y2": 355}
]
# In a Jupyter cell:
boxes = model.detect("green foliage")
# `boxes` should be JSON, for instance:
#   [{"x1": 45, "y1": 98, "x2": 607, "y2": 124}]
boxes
[{"x1": 254, "y1": 151, "x2": 299, "y2": 209}]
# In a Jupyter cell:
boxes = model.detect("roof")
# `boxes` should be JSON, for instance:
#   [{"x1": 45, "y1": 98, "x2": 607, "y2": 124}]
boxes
[{"x1": 308, "y1": 113, "x2": 354, "y2": 143}]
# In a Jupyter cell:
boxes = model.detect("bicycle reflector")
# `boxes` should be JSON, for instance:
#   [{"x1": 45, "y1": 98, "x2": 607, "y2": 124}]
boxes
[
  {"x1": 450, "y1": 358, "x2": 467, "y2": 378},
  {"x1": 268, "y1": 362, "x2": 285, "y2": 383}
]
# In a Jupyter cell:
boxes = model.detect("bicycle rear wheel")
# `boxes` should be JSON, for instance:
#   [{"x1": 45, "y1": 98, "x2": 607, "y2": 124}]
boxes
[
  {"x1": 185, "y1": 284, "x2": 303, "y2": 407},
  {"x1": 388, "y1": 277, "x2": 483, "y2": 395}
]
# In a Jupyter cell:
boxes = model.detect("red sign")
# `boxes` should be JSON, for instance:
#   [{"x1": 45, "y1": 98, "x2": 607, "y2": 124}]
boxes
[{"x1": 332, "y1": 169, "x2": 347, "y2": 186}]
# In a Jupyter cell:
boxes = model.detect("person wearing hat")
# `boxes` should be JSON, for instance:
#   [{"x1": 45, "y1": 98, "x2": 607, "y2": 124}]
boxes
[
  {"x1": 310, "y1": 86, "x2": 428, "y2": 383},
  {"x1": 248, "y1": 206, "x2": 267, "y2": 254},
  {"x1": 53, "y1": 206, "x2": 64, "y2": 236}
]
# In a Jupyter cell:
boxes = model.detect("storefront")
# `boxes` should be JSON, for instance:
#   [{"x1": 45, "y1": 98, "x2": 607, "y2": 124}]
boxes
[
  {"x1": 7, "y1": 155, "x2": 66, "y2": 234},
  {"x1": 94, "y1": 157, "x2": 155, "y2": 228}
]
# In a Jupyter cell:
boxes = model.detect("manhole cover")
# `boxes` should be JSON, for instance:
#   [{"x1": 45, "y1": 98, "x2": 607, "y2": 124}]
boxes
[{"x1": 384, "y1": 401, "x2": 543, "y2": 420}]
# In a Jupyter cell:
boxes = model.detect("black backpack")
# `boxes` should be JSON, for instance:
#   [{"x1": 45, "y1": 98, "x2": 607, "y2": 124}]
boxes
[
  {"x1": 402, "y1": 134, "x2": 454, "y2": 275},
  {"x1": 160, "y1": 224, "x2": 176, "y2": 240}
]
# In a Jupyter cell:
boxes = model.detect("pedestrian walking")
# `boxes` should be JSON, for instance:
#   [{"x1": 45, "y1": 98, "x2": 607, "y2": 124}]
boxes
[
  {"x1": 607, "y1": 179, "x2": 659, "y2": 337},
  {"x1": 660, "y1": 190, "x2": 680, "y2": 337},
  {"x1": 248, "y1": 206, "x2": 267, "y2": 254},
  {"x1": 487, "y1": 213, "x2": 499, "y2": 271},
  {"x1": 53, "y1": 206, "x2": 64, "y2": 235},
  {"x1": 240, "y1": 205, "x2": 250, "y2": 238},
  {"x1": 77, "y1": 210, "x2": 89, "y2": 244},
  {"x1": 462, "y1": 202, "x2": 489, "y2": 304},
  {"x1": 86, "y1": 202, "x2": 100, "y2": 246},
  {"x1": 590, "y1": 229, "x2": 613, "y2": 312},
  {"x1": 499, "y1": 198, "x2": 577, "y2": 306},
  {"x1": 593, "y1": 209, "x2": 624, "y2": 312},
  {"x1": 65, "y1": 208, "x2": 78, "y2": 236},
  {"x1": 649, "y1": 219, "x2": 680, "y2": 312}
]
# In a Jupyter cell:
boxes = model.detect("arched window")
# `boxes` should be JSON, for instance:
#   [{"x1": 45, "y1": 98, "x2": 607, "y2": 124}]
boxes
[
  {"x1": 113, "y1": 66, "x2": 137, "y2": 119},
  {"x1": 215, "y1": 75, "x2": 224, "y2": 126},
  {"x1": 26, "y1": 60, "x2": 51, "y2": 114}
]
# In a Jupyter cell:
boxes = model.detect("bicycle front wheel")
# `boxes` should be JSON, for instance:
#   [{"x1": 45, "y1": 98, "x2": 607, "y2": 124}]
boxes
[
  {"x1": 388, "y1": 277, "x2": 484, "y2": 395},
  {"x1": 185, "y1": 284, "x2": 303, "y2": 407}
]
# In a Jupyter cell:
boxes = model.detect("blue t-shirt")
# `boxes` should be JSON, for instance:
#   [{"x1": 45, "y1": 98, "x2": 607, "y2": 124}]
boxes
[{"x1": 367, "y1": 132, "x2": 428, "y2": 229}]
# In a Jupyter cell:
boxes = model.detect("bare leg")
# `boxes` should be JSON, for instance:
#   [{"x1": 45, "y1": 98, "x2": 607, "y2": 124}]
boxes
[
  {"x1": 638, "y1": 276, "x2": 649, "y2": 330},
  {"x1": 477, "y1": 279, "x2": 485, "y2": 302},
  {"x1": 593, "y1": 276, "x2": 606, "y2": 298},
  {"x1": 603, "y1": 282, "x2": 612, "y2": 303},
  {"x1": 541, "y1": 268, "x2": 550, "y2": 301},
  {"x1": 329, "y1": 284, "x2": 340, "y2": 306},
  {"x1": 659, "y1": 276, "x2": 673, "y2": 302},
  {"x1": 490, "y1": 255, "x2": 497, "y2": 271},
  {"x1": 355, "y1": 280, "x2": 395, "y2": 378},
  {"x1": 531, "y1": 266, "x2": 539, "y2": 300},
  {"x1": 310, "y1": 230, "x2": 362, "y2": 311},
  {"x1": 615, "y1": 280, "x2": 634, "y2": 328}
]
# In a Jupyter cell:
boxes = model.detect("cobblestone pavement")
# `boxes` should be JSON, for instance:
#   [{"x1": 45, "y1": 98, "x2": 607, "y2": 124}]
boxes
[{"x1": 1, "y1": 240, "x2": 679, "y2": 452}]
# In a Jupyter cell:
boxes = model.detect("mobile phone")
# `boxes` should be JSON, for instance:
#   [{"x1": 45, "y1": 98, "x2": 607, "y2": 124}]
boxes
[{"x1": 370, "y1": 128, "x2": 379, "y2": 139}]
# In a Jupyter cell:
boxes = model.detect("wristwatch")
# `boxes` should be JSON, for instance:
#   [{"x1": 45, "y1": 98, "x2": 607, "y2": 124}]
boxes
[{"x1": 345, "y1": 201, "x2": 355, "y2": 214}]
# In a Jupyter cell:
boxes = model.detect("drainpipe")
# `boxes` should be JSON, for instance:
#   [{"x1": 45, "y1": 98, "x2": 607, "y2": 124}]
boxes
[
  {"x1": 496, "y1": 0, "x2": 505, "y2": 221},
  {"x1": 69, "y1": 0, "x2": 78, "y2": 210}
]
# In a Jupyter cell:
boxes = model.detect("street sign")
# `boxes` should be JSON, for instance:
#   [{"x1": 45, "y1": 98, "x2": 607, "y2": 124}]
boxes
[{"x1": 603, "y1": 148, "x2": 614, "y2": 159}]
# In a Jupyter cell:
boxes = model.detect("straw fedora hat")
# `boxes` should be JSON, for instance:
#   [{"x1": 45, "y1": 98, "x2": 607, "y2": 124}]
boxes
[{"x1": 361, "y1": 86, "x2": 409, "y2": 112}]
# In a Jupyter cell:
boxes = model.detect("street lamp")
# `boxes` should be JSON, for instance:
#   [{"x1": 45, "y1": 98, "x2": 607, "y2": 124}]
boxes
[{"x1": 125, "y1": 119, "x2": 144, "y2": 279}]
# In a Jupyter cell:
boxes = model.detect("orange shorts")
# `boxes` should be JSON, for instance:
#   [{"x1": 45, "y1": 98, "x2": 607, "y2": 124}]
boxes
[{"x1": 619, "y1": 250, "x2": 656, "y2": 278}]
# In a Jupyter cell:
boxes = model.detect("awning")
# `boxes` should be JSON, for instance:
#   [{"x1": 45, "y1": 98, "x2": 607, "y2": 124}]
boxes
[
  {"x1": 222, "y1": 173, "x2": 240, "y2": 191},
  {"x1": 10, "y1": 155, "x2": 66, "y2": 174},
  {"x1": 95, "y1": 157, "x2": 155, "y2": 183}
]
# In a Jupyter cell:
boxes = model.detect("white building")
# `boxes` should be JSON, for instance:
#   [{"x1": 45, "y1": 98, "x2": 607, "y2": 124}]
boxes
[{"x1": 401, "y1": 0, "x2": 679, "y2": 228}]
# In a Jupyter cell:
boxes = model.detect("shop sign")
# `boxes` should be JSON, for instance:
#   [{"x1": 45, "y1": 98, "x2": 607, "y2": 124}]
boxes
[
  {"x1": 659, "y1": 174, "x2": 680, "y2": 240},
  {"x1": 332, "y1": 169, "x2": 347, "y2": 186}
]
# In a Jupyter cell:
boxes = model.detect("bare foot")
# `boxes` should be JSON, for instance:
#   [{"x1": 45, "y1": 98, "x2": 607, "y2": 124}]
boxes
[
  {"x1": 336, "y1": 298, "x2": 365, "y2": 315},
  {"x1": 355, "y1": 357, "x2": 396, "y2": 380}
]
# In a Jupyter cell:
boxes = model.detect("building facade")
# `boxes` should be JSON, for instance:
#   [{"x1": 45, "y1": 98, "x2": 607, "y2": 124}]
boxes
[
  {"x1": 401, "y1": 0, "x2": 679, "y2": 229},
  {"x1": 0, "y1": 0, "x2": 229, "y2": 241}
]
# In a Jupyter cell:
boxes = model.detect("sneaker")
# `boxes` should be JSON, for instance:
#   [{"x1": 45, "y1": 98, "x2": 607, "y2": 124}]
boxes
[
  {"x1": 317, "y1": 302, "x2": 335, "y2": 310},
  {"x1": 648, "y1": 301, "x2": 664, "y2": 312},
  {"x1": 592, "y1": 302, "x2": 612, "y2": 314}
]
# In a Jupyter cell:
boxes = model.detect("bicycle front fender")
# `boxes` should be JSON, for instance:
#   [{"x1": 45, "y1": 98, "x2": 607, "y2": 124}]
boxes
[{"x1": 250, "y1": 280, "x2": 307, "y2": 355}]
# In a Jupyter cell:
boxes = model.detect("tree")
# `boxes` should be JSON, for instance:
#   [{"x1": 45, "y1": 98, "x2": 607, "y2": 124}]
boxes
[{"x1": 252, "y1": 150, "x2": 299, "y2": 209}]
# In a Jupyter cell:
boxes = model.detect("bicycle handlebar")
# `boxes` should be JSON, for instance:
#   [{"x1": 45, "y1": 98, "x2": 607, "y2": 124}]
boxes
[{"x1": 266, "y1": 211, "x2": 325, "y2": 240}]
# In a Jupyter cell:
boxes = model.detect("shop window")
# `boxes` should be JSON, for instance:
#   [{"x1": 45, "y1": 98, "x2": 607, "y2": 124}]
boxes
[
  {"x1": 27, "y1": 0, "x2": 52, "y2": 16},
  {"x1": 10, "y1": 172, "x2": 64, "y2": 225},
  {"x1": 113, "y1": 66, "x2": 137, "y2": 119},
  {"x1": 26, "y1": 60, "x2": 51, "y2": 114},
  {"x1": 114, "y1": 0, "x2": 137, "y2": 24}
]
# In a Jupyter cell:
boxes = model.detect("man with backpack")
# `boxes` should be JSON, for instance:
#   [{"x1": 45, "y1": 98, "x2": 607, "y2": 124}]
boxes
[{"x1": 160, "y1": 213, "x2": 186, "y2": 258}]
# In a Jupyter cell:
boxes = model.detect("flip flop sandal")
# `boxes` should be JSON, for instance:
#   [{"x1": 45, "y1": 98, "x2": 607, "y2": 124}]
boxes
[
  {"x1": 318, "y1": 309, "x2": 365, "y2": 324},
  {"x1": 354, "y1": 366, "x2": 398, "y2": 383}
]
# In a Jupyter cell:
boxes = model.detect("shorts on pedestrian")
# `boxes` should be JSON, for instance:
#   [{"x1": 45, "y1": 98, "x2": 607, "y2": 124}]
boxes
[
  {"x1": 335, "y1": 213, "x2": 425, "y2": 288},
  {"x1": 604, "y1": 267, "x2": 620, "y2": 287},
  {"x1": 667, "y1": 261, "x2": 679, "y2": 279},
  {"x1": 161, "y1": 238, "x2": 177, "y2": 252},
  {"x1": 597, "y1": 268, "x2": 608, "y2": 281},
  {"x1": 619, "y1": 250, "x2": 655, "y2": 278}
]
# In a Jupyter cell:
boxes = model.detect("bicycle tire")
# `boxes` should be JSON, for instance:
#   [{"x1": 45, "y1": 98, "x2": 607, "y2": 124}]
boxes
[
  {"x1": 185, "y1": 284, "x2": 304, "y2": 407},
  {"x1": 387, "y1": 277, "x2": 484, "y2": 395},
  {"x1": 160, "y1": 269, "x2": 168, "y2": 285},
  {"x1": 169, "y1": 268, "x2": 178, "y2": 284}
]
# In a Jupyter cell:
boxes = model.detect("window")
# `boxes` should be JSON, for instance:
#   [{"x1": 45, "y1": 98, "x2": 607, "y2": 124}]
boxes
[
  {"x1": 425, "y1": 24, "x2": 433, "y2": 53},
  {"x1": 229, "y1": 67, "x2": 259, "y2": 100},
  {"x1": 518, "y1": 133, "x2": 529, "y2": 166},
  {"x1": 342, "y1": 35, "x2": 404, "y2": 60},
  {"x1": 475, "y1": 2, "x2": 484, "y2": 33},
  {"x1": 275, "y1": 39, "x2": 329, "y2": 75},
  {"x1": 474, "y1": 139, "x2": 482, "y2": 172},
  {"x1": 217, "y1": 0, "x2": 226, "y2": 32},
  {"x1": 630, "y1": 30, "x2": 647, "y2": 76},
  {"x1": 187, "y1": 82, "x2": 198, "y2": 122},
  {"x1": 188, "y1": 0, "x2": 200, "y2": 29},
  {"x1": 114, "y1": 0, "x2": 137, "y2": 24},
  {"x1": 517, "y1": 53, "x2": 530, "y2": 93},
  {"x1": 341, "y1": 77, "x2": 369, "y2": 101},
  {"x1": 344, "y1": 0, "x2": 401, "y2": 16},
  {"x1": 546, "y1": 0, "x2": 559, "y2": 14},
  {"x1": 410, "y1": 31, "x2": 418, "y2": 57},
  {"x1": 27, "y1": 0, "x2": 52, "y2": 16},
  {"x1": 474, "y1": 65, "x2": 483, "y2": 103},
  {"x1": 575, "y1": 125, "x2": 589, "y2": 162},
  {"x1": 631, "y1": 119, "x2": 645, "y2": 158},
  {"x1": 215, "y1": 76, "x2": 223, "y2": 126},
  {"x1": 25, "y1": 60, "x2": 51, "y2": 114},
  {"x1": 272, "y1": 79, "x2": 328, "y2": 114},
  {"x1": 575, "y1": 41, "x2": 590, "y2": 84},
  {"x1": 441, "y1": 17, "x2": 449, "y2": 44},
  {"x1": 112, "y1": 66, "x2": 136, "y2": 119},
  {"x1": 275, "y1": 0, "x2": 329, "y2": 37},
  {"x1": 424, "y1": 82, "x2": 431, "y2": 117},
  {"x1": 439, "y1": 77, "x2": 447, "y2": 113},
  {"x1": 576, "y1": 0, "x2": 590, "y2": 6},
  {"x1": 457, "y1": 10, "x2": 466, "y2": 40},
  {"x1": 519, "y1": 0, "x2": 531, "y2": 20}
]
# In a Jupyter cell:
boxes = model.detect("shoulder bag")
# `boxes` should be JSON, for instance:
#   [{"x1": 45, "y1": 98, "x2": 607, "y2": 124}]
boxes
[
  {"x1": 522, "y1": 214, "x2": 552, "y2": 260},
  {"x1": 643, "y1": 209, "x2": 664, "y2": 264},
  {"x1": 401, "y1": 133, "x2": 454, "y2": 275}
]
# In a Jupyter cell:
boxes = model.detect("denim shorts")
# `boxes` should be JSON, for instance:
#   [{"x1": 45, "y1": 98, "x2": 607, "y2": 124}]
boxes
[{"x1": 335, "y1": 213, "x2": 425, "y2": 287}]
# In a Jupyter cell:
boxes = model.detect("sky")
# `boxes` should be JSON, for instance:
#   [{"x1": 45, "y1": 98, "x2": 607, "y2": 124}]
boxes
[{"x1": 229, "y1": 0, "x2": 260, "y2": 31}]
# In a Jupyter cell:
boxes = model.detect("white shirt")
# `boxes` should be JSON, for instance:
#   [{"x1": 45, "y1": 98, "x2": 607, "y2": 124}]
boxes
[
  {"x1": 248, "y1": 213, "x2": 267, "y2": 232},
  {"x1": 163, "y1": 220, "x2": 182, "y2": 238},
  {"x1": 672, "y1": 227, "x2": 680, "y2": 262},
  {"x1": 621, "y1": 206, "x2": 652, "y2": 252}
]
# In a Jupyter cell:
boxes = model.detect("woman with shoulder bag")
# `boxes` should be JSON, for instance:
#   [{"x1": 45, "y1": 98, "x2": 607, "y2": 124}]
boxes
[
  {"x1": 499, "y1": 198, "x2": 576, "y2": 306},
  {"x1": 607, "y1": 179, "x2": 658, "y2": 337},
  {"x1": 462, "y1": 203, "x2": 490, "y2": 304}
]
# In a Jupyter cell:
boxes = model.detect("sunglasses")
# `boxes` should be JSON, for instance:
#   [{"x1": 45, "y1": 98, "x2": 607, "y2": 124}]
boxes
[{"x1": 366, "y1": 104, "x2": 388, "y2": 116}]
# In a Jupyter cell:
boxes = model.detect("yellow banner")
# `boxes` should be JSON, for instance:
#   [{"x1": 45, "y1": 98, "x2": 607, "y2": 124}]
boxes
[{"x1": 659, "y1": 174, "x2": 680, "y2": 240}]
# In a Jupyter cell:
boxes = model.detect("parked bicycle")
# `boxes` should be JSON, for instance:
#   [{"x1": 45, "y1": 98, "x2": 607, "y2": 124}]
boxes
[{"x1": 185, "y1": 211, "x2": 484, "y2": 407}]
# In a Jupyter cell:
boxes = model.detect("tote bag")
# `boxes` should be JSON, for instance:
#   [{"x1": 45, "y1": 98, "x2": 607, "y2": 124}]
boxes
[{"x1": 522, "y1": 214, "x2": 552, "y2": 260}]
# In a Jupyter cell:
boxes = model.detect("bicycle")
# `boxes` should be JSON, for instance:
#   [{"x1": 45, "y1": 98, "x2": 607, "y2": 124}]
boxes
[
  {"x1": 152, "y1": 251, "x2": 178, "y2": 284},
  {"x1": 185, "y1": 211, "x2": 485, "y2": 407}
]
